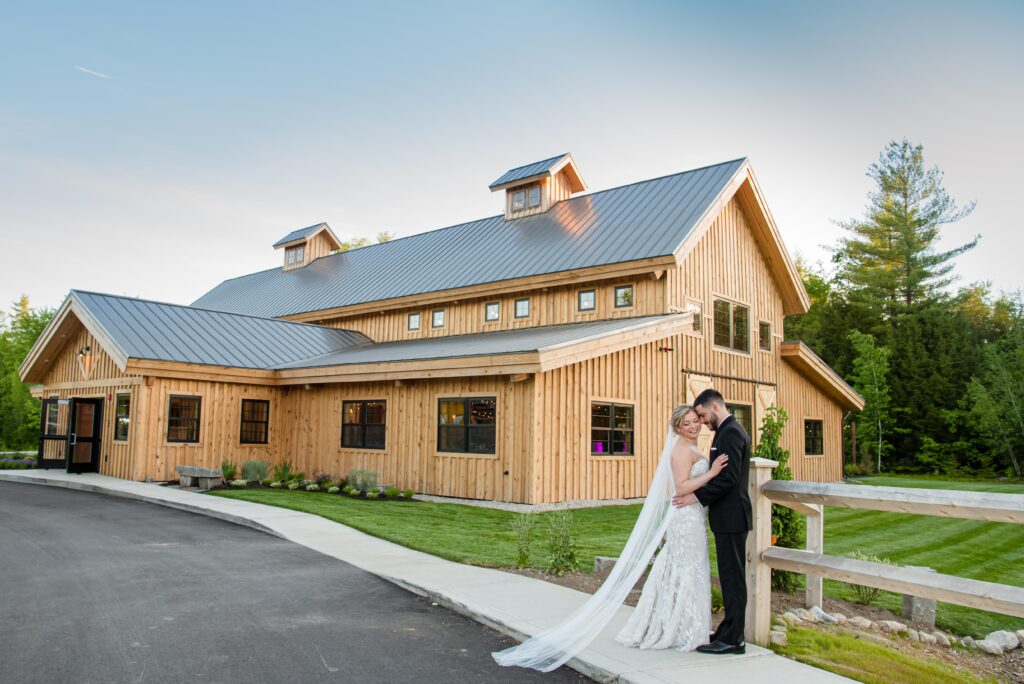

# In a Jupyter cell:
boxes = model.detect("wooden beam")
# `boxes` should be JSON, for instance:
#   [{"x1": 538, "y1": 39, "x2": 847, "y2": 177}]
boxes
[
  {"x1": 509, "y1": 374, "x2": 530, "y2": 383},
  {"x1": 30, "y1": 376, "x2": 143, "y2": 392},
  {"x1": 763, "y1": 480, "x2": 1024, "y2": 524},
  {"x1": 763, "y1": 547, "x2": 1024, "y2": 618}
]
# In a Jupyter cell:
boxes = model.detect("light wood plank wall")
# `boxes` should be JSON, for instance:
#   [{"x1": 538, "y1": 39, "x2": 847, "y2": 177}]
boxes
[
  {"x1": 305, "y1": 231, "x2": 337, "y2": 263},
  {"x1": 313, "y1": 275, "x2": 664, "y2": 342}
]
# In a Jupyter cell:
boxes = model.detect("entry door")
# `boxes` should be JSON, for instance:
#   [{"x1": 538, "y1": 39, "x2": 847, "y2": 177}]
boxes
[
  {"x1": 66, "y1": 398, "x2": 103, "y2": 474},
  {"x1": 38, "y1": 398, "x2": 69, "y2": 469}
]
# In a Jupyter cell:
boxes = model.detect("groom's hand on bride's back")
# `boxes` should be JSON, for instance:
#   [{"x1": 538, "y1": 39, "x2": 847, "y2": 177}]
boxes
[{"x1": 672, "y1": 493, "x2": 698, "y2": 508}]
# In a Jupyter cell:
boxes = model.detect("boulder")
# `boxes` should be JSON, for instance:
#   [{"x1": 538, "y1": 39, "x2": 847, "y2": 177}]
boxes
[
  {"x1": 847, "y1": 616, "x2": 874, "y2": 630},
  {"x1": 962, "y1": 636, "x2": 976, "y2": 649},
  {"x1": 769, "y1": 630, "x2": 788, "y2": 648},
  {"x1": 906, "y1": 628, "x2": 920, "y2": 642},
  {"x1": 782, "y1": 611, "x2": 803, "y2": 624},
  {"x1": 593, "y1": 556, "x2": 617, "y2": 578},
  {"x1": 1016, "y1": 630, "x2": 1024, "y2": 647},
  {"x1": 794, "y1": 608, "x2": 818, "y2": 623},
  {"x1": 931, "y1": 632, "x2": 950, "y2": 647},
  {"x1": 975, "y1": 639, "x2": 1004, "y2": 656},
  {"x1": 831, "y1": 613, "x2": 847, "y2": 624},
  {"x1": 918, "y1": 632, "x2": 937, "y2": 646},
  {"x1": 984, "y1": 630, "x2": 1020, "y2": 652},
  {"x1": 877, "y1": 620, "x2": 908, "y2": 634},
  {"x1": 809, "y1": 606, "x2": 837, "y2": 624}
]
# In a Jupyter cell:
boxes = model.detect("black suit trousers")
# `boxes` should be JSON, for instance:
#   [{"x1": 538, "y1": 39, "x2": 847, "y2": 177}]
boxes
[{"x1": 712, "y1": 530, "x2": 748, "y2": 645}]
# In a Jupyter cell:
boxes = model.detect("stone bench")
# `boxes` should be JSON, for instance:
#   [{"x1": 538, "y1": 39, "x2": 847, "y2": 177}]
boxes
[{"x1": 175, "y1": 465, "x2": 223, "y2": 491}]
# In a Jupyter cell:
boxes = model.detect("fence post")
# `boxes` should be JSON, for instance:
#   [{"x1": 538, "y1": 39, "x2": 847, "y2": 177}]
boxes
[
  {"x1": 805, "y1": 504, "x2": 824, "y2": 608},
  {"x1": 746, "y1": 456, "x2": 778, "y2": 646}
]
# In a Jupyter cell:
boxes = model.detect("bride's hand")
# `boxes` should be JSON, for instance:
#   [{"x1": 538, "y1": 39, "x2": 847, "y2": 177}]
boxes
[{"x1": 710, "y1": 454, "x2": 729, "y2": 476}]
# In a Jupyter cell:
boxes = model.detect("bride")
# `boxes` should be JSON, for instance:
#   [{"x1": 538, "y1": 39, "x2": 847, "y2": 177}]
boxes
[{"x1": 493, "y1": 404, "x2": 727, "y2": 671}]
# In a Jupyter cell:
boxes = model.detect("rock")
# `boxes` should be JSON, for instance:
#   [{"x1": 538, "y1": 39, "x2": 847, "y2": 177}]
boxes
[
  {"x1": 878, "y1": 620, "x2": 908, "y2": 634},
  {"x1": 782, "y1": 611, "x2": 803, "y2": 624},
  {"x1": 795, "y1": 608, "x2": 818, "y2": 623},
  {"x1": 962, "y1": 636, "x2": 976, "y2": 649},
  {"x1": 984, "y1": 630, "x2": 1020, "y2": 652},
  {"x1": 831, "y1": 613, "x2": 847, "y2": 624},
  {"x1": 848, "y1": 616, "x2": 874, "y2": 630},
  {"x1": 1016, "y1": 630, "x2": 1024, "y2": 646},
  {"x1": 772, "y1": 620, "x2": 788, "y2": 632},
  {"x1": 593, "y1": 556, "x2": 617, "y2": 578},
  {"x1": 809, "y1": 606, "x2": 837, "y2": 624},
  {"x1": 770, "y1": 630, "x2": 788, "y2": 647},
  {"x1": 907, "y1": 628, "x2": 920, "y2": 642},
  {"x1": 918, "y1": 632, "x2": 937, "y2": 645},
  {"x1": 931, "y1": 632, "x2": 950, "y2": 647},
  {"x1": 976, "y1": 639, "x2": 1004, "y2": 655}
]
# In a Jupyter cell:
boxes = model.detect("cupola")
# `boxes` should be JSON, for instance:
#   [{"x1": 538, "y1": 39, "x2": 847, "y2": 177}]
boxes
[
  {"x1": 273, "y1": 222, "x2": 342, "y2": 270},
  {"x1": 489, "y1": 153, "x2": 587, "y2": 221}
]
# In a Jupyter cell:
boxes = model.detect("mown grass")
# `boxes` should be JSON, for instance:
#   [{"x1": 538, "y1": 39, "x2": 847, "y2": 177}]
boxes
[
  {"x1": 210, "y1": 475, "x2": 1024, "y2": 636},
  {"x1": 771, "y1": 625, "x2": 997, "y2": 684}
]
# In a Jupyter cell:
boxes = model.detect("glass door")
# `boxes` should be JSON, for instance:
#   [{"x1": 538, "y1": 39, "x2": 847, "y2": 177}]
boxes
[{"x1": 66, "y1": 398, "x2": 103, "y2": 474}]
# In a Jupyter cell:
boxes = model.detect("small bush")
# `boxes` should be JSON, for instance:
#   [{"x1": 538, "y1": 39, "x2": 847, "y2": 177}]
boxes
[
  {"x1": 366, "y1": 491, "x2": 379, "y2": 499},
  {"x1": 287, "y1": 482, "x2": 300, "y2": 491},
  {"x1": 711, "y1": 585, "x2": 724, "y2": 613},
  {"x1": 229, "y1": 479, "x2": 248, "y2": 488},
  {"x1": 844, "y1": 463, "x2": 865, "y2": 478},
  {"x1": 241, "y1": 460, "x2": 269, "y2": 481},
  {"x1": 270, "y1": 481, "x2": 282, "y2": 488},
  {"x1": 272, "y1": 460, "x2": 293, "y2": 482},
  {"x1": 221, "y1": 459, "x2": 238, "y2": 480},
  {"x1": 313, "y1": 471, "x2": 334, "y2": 486},
  {"x1": 384, "y1": 486, "x2": 401, "y2": 500},
  {"x1": 345, "y1": 486, "x2": 361, "y2": 497},
  {"x1": 306, "y1": 483, "x2": 320, "y2": 492},
  {"x1": 545, "y1": 510, "x2": 579, "y2": 576},
  {"x1": 846, "y1": 551, "x2": 890, "y2": 604},
  {"x1": 336, "y1": 477, "x2": 348, "y2": 490},
  {"x1": 510, "y1": 513, "x2": 536, "y2": 568},
  {"x1": 327, "y1": 486, "x2": 340, "y2": 494},
  {"x1": 347, "y1": 468, "x2": 379, "y2": 493},
  {"x1": 402, "y1": 489, "x2": 415, "y2": 500},
  {"x1": 260, "y1": 478, "x2": 272, "y2": 486}
]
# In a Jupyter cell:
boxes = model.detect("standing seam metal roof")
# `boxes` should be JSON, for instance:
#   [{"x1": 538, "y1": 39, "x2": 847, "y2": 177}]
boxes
[
  {"x1": 489, "y1": 153, "x2": 570, "y2": 188},
  {"x1": 272, "y1": 222, "x2": 327, "y2": 247},
  {"x1": 192, "y1": 158, "x2": 746, "y2": 319}
]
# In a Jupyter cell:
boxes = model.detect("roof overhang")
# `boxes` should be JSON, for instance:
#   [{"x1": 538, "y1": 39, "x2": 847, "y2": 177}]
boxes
[
  {"x1": 489, "y1": 154, "x2": 587, "y2": 194},
  {"x1": 273, "y1": 223, "x2": 342, "y2": 251},
  {"x1": 780, "y1": 340, "x2": 865, "y2": 411}
]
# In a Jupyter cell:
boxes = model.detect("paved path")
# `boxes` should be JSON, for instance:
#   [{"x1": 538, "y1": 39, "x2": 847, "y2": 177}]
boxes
[
  {"x1": 0, "y1": 470, "x2": 853, "y2": 683},
  {"x1": 0, "y1": 480, "x2": 587, "y2": 683}
]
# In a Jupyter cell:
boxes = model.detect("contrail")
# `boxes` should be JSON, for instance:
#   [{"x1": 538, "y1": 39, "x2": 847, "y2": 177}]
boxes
[{"x1": 74, "y1": 65, "x2": 111, "y2": 79}]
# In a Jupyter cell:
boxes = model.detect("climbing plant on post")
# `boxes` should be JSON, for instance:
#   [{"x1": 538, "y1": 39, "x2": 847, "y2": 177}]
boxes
[{"x1": 754, "y1": 405, "x2": 804, "y2": 592}]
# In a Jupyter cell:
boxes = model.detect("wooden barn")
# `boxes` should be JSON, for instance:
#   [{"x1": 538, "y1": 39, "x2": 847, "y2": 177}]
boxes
[{"x1": 20, "y1": 154, "x2": 863, "y2": 504}]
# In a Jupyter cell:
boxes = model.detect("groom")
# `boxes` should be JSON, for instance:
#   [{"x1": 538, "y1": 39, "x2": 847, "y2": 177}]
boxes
[{"x1": 673, "y1": 388, "x2": 751, "y2": 655}]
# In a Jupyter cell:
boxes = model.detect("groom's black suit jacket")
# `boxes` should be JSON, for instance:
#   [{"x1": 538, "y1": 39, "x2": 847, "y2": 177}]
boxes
[{"x1": 694, "y1": 415, "x2": 752, "y2": 533}]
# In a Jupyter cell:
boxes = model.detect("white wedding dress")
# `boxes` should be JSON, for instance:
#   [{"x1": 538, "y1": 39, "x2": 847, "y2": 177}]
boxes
[{"x1": 615, "y1": 454, "x2": 711, "y2": 651}]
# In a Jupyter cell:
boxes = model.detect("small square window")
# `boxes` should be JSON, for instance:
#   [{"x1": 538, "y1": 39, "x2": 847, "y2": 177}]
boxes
[
  {"x1": 408, "y1": 312, "x2": 421, "y2": 331},
  {"x1": 759, "y1": 321, "x2": 771, "y2": 351},
  {"x1": 578, "y1": 289, "x2": 596, "y2": 312},
  {"x1": 614, "y1": 285, "x2": 634, "y2": 308},
  {"x1": 528, "y1": 186, "x2": 541, "y2": 208},
  {"x1": 432, "y1": 310, "x2": 445, "y2": 328},
  {"x1": 485, "y1": 301, "x2": 500, "y2": 322},
  {"x1": 512, "y1": 190, "x2": 526, "y2": 211},
  {"x1": 514, "y1": 298, "x2": 530, "y2": 319}
]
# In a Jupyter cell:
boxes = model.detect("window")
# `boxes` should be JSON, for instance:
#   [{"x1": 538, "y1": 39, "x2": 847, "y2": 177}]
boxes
[
  {"x1": 342, "y1": 400, "x2": 387, "y2": 449},
  {"x1": 240, "y1": 399, "x2": 269, "y2": 444},
  {"x1": 614, "y1": 284, "x2": 634, "y2": 308},
  {"x1": 805, "y1": 420, "x2": 824, "y2": 455},
  {"x1": 114, "y1": 393, "x2": 130, "y2": 441},
  {"x1": 528, "y1": 185, "x2": 541, "y2": 208},
  {"x1": 408, "y1": 312, "x2": 421, "y2": 331},
  {"x1": 713, "y1": 298, "x2": 750, "y2": 353},
  {"x1": 726, "y1": 403, "x2": 753, "y2": 436},
  {"x1": 578, "y1": 289, "x2": 596, "y2": 312},
  {"x1": 167, "y1": 395, "x2": 201, "y2": 443},
  {"x1": 512, "y1": 190, "x2": 526, "y2": 211},
  {"x1": 759, "y1": 321, "x2": 772, "y2": 351},
  {"x1": 485, "y1": 301, "x2": 500, "y2": 322},
  {"x1": 591, "y1": 402, "x2": 634, "y2": 455},
  {"x1": 45, "y1": 400, "x2": 60, "y2": 435},
  {"x1": 432, "y1": 309, "x2": 445, "y2": 328},
  {"x1": 438, "y1": 397, "x2": 496, "y2": 454},
  {"x1": 515, "y1": 298, "x2": 530, "y2": 318},
  {"x1": 286, "y1": 245, "x2": 305, "y2": 267},
  {"x1": 687, "y1": 299, "x2": 703, "y2": 334}
]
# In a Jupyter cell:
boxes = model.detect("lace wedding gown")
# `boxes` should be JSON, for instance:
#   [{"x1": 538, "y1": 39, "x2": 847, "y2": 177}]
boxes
[{"x1": 615, "y1": 456, "x2": 711, "y2": 651}]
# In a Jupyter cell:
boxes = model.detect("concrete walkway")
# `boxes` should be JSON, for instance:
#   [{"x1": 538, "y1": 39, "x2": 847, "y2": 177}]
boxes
[{"x1": 0, "y1": 470, "x2": 852, "y2": 684}]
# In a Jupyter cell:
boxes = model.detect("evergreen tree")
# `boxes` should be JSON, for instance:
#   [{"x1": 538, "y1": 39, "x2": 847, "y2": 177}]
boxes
[
  {"x1": 0, "y1": 296, "x2": 56, "y2": 449},
  {"x1": 847, "y1": 331, "x2": 892, "y2": 473}
]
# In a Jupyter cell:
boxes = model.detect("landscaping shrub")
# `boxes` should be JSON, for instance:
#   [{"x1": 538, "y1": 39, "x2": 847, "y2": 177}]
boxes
[
  {"x1": 287, "y1": 482, "x2": 300, "y2": 491},
  {"x1": 270, "y1": 481, "x2": 282, "y2": 488},
  {"x1": 545, "y1": 510, "x2": 578, "y2": 576},
  {"x1": 755, "y1": 406, "x2": 805, "y2": 592},
  {"x1": 347, "y1": 468, "x2": 378, "y2": 493},
  {"x1": 327, "y1": 486, "x2": 340, "y2": 494},
  {"x1": 230, "y1": 479, "x2": 248, "y2": 488},
  {"x1": 0, "y1": 458, "x2": 34, "y2": 469},
  {"x1": 221, "y1": 459, "x2": 238, "y2": 480},
  {"x1": 510, "y1": 513, "x2": 536, "y2": 568},
  {"x1": 844, "y1": 463, "x2": 865, "y2": 478},
  {"x1": 313, "y1": 471, "x2": 334, "y2": 486},
  {"x1": 260, "y1": 478, "x2": 272, "y2": 486},
  {"x1": 306, "y1": 483, "x2": 320, "y2": 492},
  {"x1": 384, "y1": 486, "x2": 401, "y2": 500},
  {"x1": 272, "y1": 460, "x2": 294, "y2": 482},
  {"x1": 241, "y1": 460, "x2": 269, "y2": 482},
  {"x1": 366, "y1": 490, "x2": 379, "y2": 499},
  {"x1": 846, "y1": 550, "x2": 890, "y2": 605},
  {"x1": 401, "y1": 489, "x2": 415, "y2": 499}
]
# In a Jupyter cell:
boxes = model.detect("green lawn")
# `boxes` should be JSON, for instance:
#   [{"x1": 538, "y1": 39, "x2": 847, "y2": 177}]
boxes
[{"x1": 210, "y1": 475, "x2": 1024, "y2": 636}]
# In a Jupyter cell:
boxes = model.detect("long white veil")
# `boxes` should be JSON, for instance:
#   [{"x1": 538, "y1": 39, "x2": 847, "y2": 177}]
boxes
[{"x1": 492, "y1": 429, "x2": 679, "y2": 672}]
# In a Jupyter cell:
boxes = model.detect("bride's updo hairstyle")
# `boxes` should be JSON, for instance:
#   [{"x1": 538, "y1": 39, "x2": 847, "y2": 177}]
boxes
[{"x1": 670, "y1": 404, "x2": 697, "y2": 435}]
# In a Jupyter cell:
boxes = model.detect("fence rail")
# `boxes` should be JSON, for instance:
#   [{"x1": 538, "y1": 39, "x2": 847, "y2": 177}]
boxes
[{"x1": 744, "y1": 460, "x2": 1024, "y2": 645}]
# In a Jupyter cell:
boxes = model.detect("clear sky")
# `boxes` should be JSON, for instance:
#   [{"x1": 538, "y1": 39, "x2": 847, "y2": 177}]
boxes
[{"x1": 1, "y1": 0, "x2": 1021, "y2": 312}]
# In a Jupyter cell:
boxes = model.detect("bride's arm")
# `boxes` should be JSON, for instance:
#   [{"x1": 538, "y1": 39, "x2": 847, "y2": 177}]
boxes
[{"x1": 674, "y1": 453, "x2": 729, "y2": 496}]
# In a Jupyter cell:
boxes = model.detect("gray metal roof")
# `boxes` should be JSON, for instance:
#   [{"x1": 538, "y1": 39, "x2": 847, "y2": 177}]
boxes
[
  {"x1": 72, "y1": 291, "x2": 370, "y2": 370},
  {"x1": 193, "y1": 158, "x2": 746, "y2": 319},
  {"x1": 274, "y1": 315, "x2": 674, "y2": 369},
  {"x1": 273, "y1": 222, "x2": 327, "y2": 247},
  {"x1": 489, "y1": 153, "x2": 569, "y2": 189}
]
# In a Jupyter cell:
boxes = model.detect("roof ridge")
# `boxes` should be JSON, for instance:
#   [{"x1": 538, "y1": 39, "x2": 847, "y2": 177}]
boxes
[{"x1": 501, "y1": 152, "x2": 568, "y2": 175}]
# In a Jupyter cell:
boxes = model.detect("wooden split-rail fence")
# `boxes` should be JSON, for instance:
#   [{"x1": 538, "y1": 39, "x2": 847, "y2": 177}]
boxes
[{"x1": 744, "y1": 458, "x2": 1024, "y2": 645}]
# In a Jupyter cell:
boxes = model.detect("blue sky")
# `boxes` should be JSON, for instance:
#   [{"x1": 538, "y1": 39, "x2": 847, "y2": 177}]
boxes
[{"x1": 1, "y1": 0, "x2": 1021, "y2": 311}]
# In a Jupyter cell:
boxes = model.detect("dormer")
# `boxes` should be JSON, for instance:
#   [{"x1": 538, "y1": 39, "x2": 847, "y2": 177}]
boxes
[
  {"x1": 273, "y1": 222, "x2": 342, "y2": 271},
  {"x1": 489, "y1": 153, "x2": 587, "y2": 221}
]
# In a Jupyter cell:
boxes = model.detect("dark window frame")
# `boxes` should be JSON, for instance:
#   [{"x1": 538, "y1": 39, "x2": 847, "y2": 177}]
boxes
[
  {"x1": 408, "y1": 312, "x2": 421, "y2": 331},
  {"x1": 713, "y1": 298, "x2": 751, "y2": 353},
  {"x1": 726, "y1": 402, "x2": 753, "y2": 436},
  {"x1": 437, "y1": 397, "x2": 497, "y2": 455},
  {"x1": 758, "y1": 320, "x2": 772, "y2": 352},
  {"x1": 431, "y1": 309, "x2": 445, "y2": 328},
  {"x1": 804, "y1": 419, "x2": 824, "y2": 455},
  {"x1": 113, "y1": 392, "x2": 130, "y2": 442},
  {"x1": 239, "y1": 398, "x2": 270, "y2": 445},
  {"x1": 166, "y1": 395, "x2": 201, "y2": 444},
  {"x1": 590, "y1": 401, "x2": 635, "y2": 456},
  {"x1": 614, "y1": 284, "x2": 634, "y2": 308},
  {"x1": 514, "y1": 298, "x2": 530, "y2": 319},
  {"x1": 577, "y1": 289, "x2": 596, "y2": 312},
  {"x1": 45, "y1": 399, "x2": 60, "y2": 436},
  {"x1": 484, "y1": 301, "x2": 500, "y2": 322},
  {"x1": 341, "y1": 400, "x2": 387, "y2": 450}
]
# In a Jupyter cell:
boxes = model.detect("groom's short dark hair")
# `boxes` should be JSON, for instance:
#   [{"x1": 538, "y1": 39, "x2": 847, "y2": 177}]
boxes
[{"x1": 693, "y1": 388, "x2": 724, "y2": 408}]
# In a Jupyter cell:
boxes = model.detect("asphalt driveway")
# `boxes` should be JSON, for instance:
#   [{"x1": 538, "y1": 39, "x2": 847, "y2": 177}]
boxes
[{"x1": 0, "y1": 481, "x2": 588, "y2": 683}]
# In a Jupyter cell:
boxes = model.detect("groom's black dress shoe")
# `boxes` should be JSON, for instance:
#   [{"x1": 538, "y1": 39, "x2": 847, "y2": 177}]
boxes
[{"x1": 696, "y1": 640, "x2": 745, "y2": 655}]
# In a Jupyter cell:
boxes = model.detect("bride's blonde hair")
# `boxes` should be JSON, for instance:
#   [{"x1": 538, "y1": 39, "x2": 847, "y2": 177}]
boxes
[{"x1": 670, "y1": 404, "x2": 698, "y2": 435}]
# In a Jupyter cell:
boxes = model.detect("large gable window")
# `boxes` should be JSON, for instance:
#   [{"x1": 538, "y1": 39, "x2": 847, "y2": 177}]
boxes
[
  {"x1": 591, "y1": 402, "x2": 634, "y2": 455},
  {"x1": 438, "y1": 397, "x2": 496, "y2": 454},
  {"x1": 114, "y1": 393, "x2": 130, "y2": 441},
  {"x1": 342, "y1": 400, "x2": 387, "y2": 450},
  {"x1": 240, "y1": 399, "x2": 269, "y2": 444},
  {"x1": 713, "y1": 298, "x2": 750, "y2": 353},
  {"x1": 167, "y1": 395, "x2": 201, "y2": 443}
]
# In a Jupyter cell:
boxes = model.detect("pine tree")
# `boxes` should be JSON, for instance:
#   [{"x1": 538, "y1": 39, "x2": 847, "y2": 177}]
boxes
[{"x1": 847, "y1": 331, "x2": 892, "y2": 473}]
